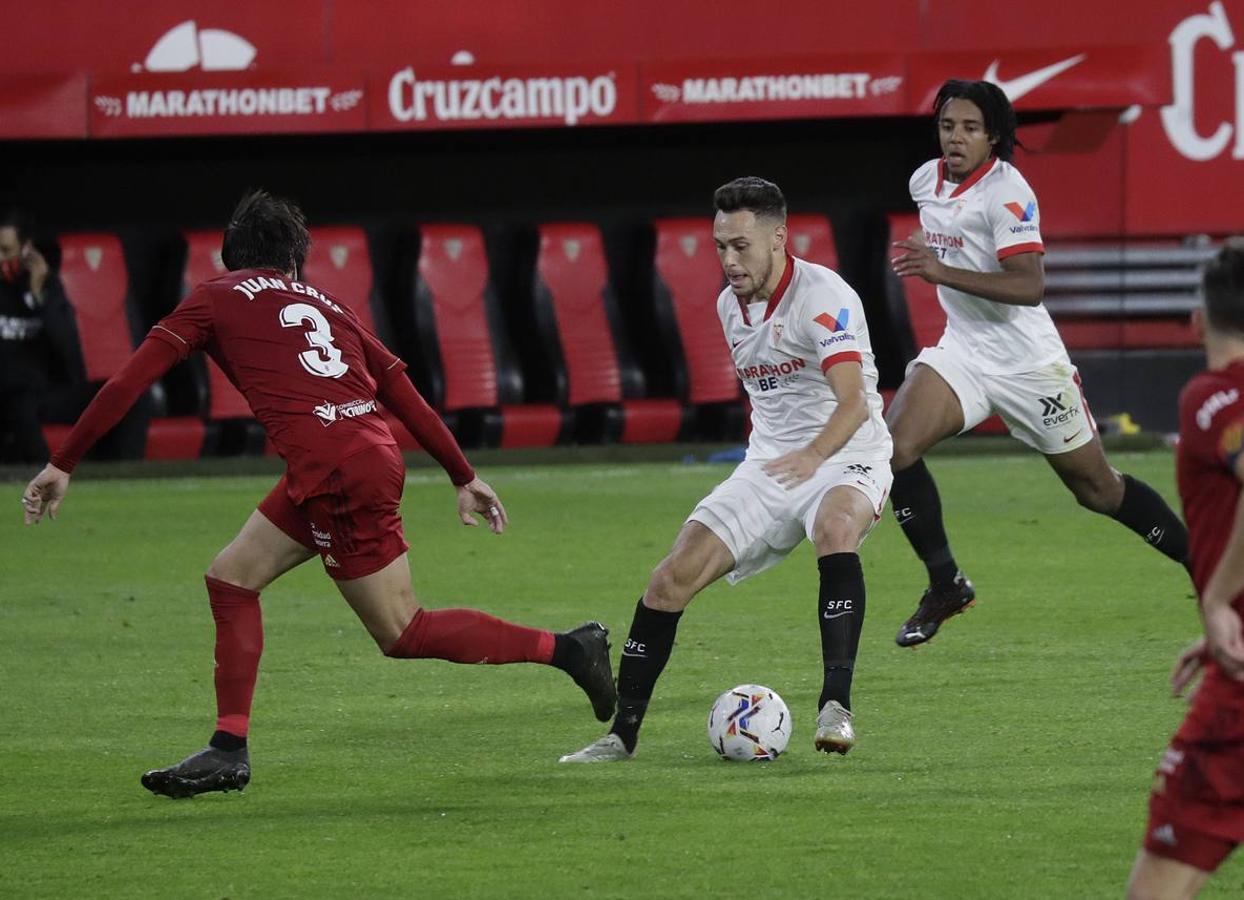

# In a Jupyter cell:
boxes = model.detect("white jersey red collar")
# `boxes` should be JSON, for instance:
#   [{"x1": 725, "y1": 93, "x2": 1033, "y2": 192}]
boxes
[
  {"x1": 736, "y1": 252, "x2": 795, "y2": 326},
  {"x1": 935, "y1": 156, "x2": 998, "y2": 198}
]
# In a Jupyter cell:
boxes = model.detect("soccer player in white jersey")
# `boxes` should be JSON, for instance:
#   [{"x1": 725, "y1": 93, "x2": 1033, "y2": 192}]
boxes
[
  {"x1": 561, "y1": 176, "x2": 893, "y2": 762},
  {"x1": 888, "y1": 79, "x2": 1189, "y2": 647}
]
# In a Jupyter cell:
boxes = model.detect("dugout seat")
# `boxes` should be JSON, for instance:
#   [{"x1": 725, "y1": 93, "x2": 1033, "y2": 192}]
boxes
[
  {"x1": 181, "y1": 230, "x2": 265, "y2": 455},
  {"x1": 885, "y1": 213, "x2": 1006, "y2": 435},
  {"x1": 411, "y1": 224, "x2": 564, "y2": 448},
  {"x1": 786, "y1": 214, "x2": 840, "y2": 270},
  {"x1": 44, "y1": 233, "x2": 208, "y2": 460},
  {"x1": 304, "y1": 226, "x2": 425, "y2": 450},
  {"x1": 532, "y1": 223, "x2": 684, "y2": 443},
  {"x1": 302, "y1": 227, "x2": 385, "y2": 336},
  {"x1": 652, "y1": 217, "x2": 744, "y2": 440},
  {"x1": 186, "y1": 227, "x2": 421, "y2": 454}
]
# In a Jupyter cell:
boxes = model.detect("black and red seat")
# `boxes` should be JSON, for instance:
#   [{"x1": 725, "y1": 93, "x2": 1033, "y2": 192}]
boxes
[
  {"x1": 46, "y1": 233, "x2": 208, "y2": 460},
  {"x1": 183, "y1": 231, "x2": 245, "y2": 419},
  {"x1": 531, "y1": 222, "x2": 684, "y2": 443},
  {"x1": 651, "y1": 217, "x2": 744, "y2": 440},
  {"x1": 412, "y1": 224, "x2": 563, "y2": 448},
  {"x1": 300, "y1": 226, "x2": 422, "y2": 450},
  {"x1": 786, "y1": 214, "x2": 840, "y2": 270}
]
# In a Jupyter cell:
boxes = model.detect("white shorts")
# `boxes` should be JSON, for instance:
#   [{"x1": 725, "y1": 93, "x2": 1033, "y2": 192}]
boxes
[
  {"x1": 688, "y1": 457, "x2": 892, "y2": 584},
  {"x1": 908, "y1": 346, "x2": 1097, "y2": 455}
]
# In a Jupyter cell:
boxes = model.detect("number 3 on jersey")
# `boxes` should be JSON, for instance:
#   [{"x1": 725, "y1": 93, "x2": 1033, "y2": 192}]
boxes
[{"x1": 279, "y1": 302, "x2": 349, "y2": 378}]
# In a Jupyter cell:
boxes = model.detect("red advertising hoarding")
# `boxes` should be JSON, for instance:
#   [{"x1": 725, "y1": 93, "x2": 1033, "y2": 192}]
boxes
[
  {"x1": 374, "y1": 63, "x2": 639, "y2": 131},
  {"x1": 641, "y1": 56, "x2": 907, "y2": 123},
  {"x1": 0, "y1": 73, "x2": 89, "y2": 139},
  {"x1": 88, "y1": 70, "x2": 367, "y2": 138},
  {"x1": 907, "y1": 47, "x2": 1171, "y2": 114},
  {"x1": 0, "y1": 0, "x2": 1241, "y2": 236}
]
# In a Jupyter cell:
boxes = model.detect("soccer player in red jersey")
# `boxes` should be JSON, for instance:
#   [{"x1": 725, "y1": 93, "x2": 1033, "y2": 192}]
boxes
[
  {"x1": 1127, "y1": 243, "x2": 1244, "y2": 899},
  {"x1": 20, "y1": 191, "x2": 616, "y2": 798}
]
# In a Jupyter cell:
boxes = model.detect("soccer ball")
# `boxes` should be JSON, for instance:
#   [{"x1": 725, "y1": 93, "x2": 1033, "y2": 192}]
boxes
[{"x1": 706, "y1": 684, "x2": 791, "y2": 761}]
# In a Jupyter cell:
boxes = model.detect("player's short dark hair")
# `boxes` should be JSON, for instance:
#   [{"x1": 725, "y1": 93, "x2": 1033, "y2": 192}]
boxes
[
  {"x1": 0, "y1": 206, "x2": 28, "y2": 241},
  {"x1": 220, "y1": 189, "x2": 310, "y2": 275},
  {"x1": 933, "y1": 79, "x2": 1019, "y2": 161},
  {"x1": 713, "y1": 177, "x2": 787, "y2": 222},
  {"x1": 1203, "y1": 241, "x2": 1244, "y2": 337}
]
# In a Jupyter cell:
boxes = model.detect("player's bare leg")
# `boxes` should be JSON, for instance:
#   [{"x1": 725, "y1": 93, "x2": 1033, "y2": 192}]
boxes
[
  {"x1": 560, "y1": 523, "x2": 734, "y2": 762},
  {"x1": 142, "y1": 510, "x2": 315, "y2": 799},
  {"x1": 1126, "y1": 849, "x2": 1211, "y2": 900},
  {"x1": 337, "y1": 552, "x2": 616, "y2": 722},
  {"x1": 810, "y1": 485, "x2": 876, "y2": 755},
  {"x1": 1045, "y1": 437, "x2": 1189, "y2": 567},
  {"x1": 209, "y1": 508, "x2": 319, "y2": 590},
  {"x1": 886, "y1": 364, "x2": 976, "y2": 647}
]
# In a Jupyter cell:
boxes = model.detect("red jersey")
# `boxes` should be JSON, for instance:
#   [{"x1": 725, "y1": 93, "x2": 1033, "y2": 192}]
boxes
[
  {"x1": 1177, "y1": 360, "x2": 1244, "y2": 606},
  {"x1": 150, "y1": 268, "x2": 403, "y2": 502}
]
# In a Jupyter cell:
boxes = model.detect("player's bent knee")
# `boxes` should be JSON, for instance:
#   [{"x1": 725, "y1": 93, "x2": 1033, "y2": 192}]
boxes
[
  {"x1": 889, "y1": 440, "x2": 922, "y2": 474},
  {"x1": 814, "y1": 518, "x2": 864, "y2": 555},
  {"x1": 645, "y1": 562, "x2": 693, "y2": 612},
  {"x1": 1071, "y1": 479, "x2": 1117, "y2": 515},
  {"x1": 205, "y1": 557, "x2": 256, "y2": 592}
]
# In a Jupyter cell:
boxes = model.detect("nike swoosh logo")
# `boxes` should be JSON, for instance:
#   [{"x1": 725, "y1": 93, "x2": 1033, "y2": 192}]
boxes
[
  {"x1": 732, "y1": 339, "x2": 742, "y2": 348},
  {"x1": 1063, "y1": 430, "x2": 1083, "y2": 443},
  {"x1": 620, "y1": 651, "x2": 647, "y2": 658},
  {"x1": 984, "y1": 54, "x2": 1087, "y2": 102},
  {"x1": 823, "y1": 611, "x2": 853, "y2": 620}
]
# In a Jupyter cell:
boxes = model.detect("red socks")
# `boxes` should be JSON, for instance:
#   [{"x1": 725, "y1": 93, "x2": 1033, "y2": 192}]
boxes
[
  {"x1": 205, "y1": 575, "x2": 263, "y2": 738},
  {"x1": 385, "y1": 608, "x2": 554, "y2": 664}
]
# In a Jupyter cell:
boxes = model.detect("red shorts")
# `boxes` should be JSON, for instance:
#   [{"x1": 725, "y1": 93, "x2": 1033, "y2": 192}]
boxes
[
  {"x1": 1142, "y1": 668, "x2": 1244, "y2": 871},
  {"x1": 259, "y1": 443, "x2": 409, "y2": 581},
  {"x1": 1144, "y1": 790, "x2": 1238, "y2": 871}
]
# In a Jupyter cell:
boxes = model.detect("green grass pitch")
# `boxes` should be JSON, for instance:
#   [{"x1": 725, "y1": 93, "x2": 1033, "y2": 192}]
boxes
[{"x1": 2, "y1": 450, "x2": 1240, "y2": 898}]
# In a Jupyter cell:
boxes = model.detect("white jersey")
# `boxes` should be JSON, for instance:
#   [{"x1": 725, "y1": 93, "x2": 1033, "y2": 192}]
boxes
[
  {"x1": 717, "y1": 255, "x2": 891, "y2": 462},
  {"x1": 910, "y1": 157, "x2": 1068, "y2": 375}
]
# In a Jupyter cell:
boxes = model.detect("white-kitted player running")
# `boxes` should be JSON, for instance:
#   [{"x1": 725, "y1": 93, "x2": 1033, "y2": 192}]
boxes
[
  {"x1": 887, "y1": 78, "x2": 1190, "y2": 650},
  {"x1": 560, "y1": 176, "x2": 892, "y2": 763}
]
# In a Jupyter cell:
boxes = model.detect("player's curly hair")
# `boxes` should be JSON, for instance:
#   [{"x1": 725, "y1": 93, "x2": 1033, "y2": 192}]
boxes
[
  {"x1": 220, "y1": 189, "x2": 311, "y2": 276},
  {"x1": 713, "y1": 176, "x2": 787, "y2": 222},
  {"x1": 1203, "y1": 241, "x2": 1244, "y2": 336},
  {"x1": 933, "y1": 79, "x2": 1019, "y2": 162}
]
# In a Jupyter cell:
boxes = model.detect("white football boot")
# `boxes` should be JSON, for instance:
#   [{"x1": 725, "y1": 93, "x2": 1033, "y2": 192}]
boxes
[
  {"x1": 558, "y1": 733, "x2": 634, "y2": 763},
  {"x1": 814, "y1": 700, "x2": 855, "y2": 755}
]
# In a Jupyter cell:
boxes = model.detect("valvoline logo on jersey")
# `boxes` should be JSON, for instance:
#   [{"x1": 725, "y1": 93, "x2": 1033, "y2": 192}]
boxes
[
  {"x1": 813, "y1": 308, "x2": 850, "y2": 333},
  {"x1": 1005, "y1": 201, "x2": 1037, "y2": 222}
]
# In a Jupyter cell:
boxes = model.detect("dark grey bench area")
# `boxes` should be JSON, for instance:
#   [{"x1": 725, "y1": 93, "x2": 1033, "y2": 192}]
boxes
[{"x1": 1042, "y1": 238, "x2": 1216, "y2": 434}]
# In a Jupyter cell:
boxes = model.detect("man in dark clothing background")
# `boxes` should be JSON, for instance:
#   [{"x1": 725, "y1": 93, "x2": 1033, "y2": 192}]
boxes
[{"x1": 0, "y1": 208, "x2": 80, "y2": 463}]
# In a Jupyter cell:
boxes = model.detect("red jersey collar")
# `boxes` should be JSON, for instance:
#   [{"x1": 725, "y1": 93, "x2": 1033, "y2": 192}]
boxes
[
  {"x1": 936, "y1": 156, "x2": 998, "y2": 198},
  {"x1": 737, "y1": 253, "x2": 795, "y2": 326}
]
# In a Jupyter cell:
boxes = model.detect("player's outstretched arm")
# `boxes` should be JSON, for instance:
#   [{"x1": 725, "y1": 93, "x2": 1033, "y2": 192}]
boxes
[
  {"x1": 763, "y1": 361, "x2": 869, "y2": 488},
  {"x1": 21, "y1": 464, "x2": 70, "y2": 524},
  {"x1": 372, "y1": 366, "x2": 476, "y2": 487},
  {"x1": 891, "y1": 230, "x2": 1044, "y2": 306},
  {"x1": 456, "y1": 477, "x2": 507, "y2": 534}
]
